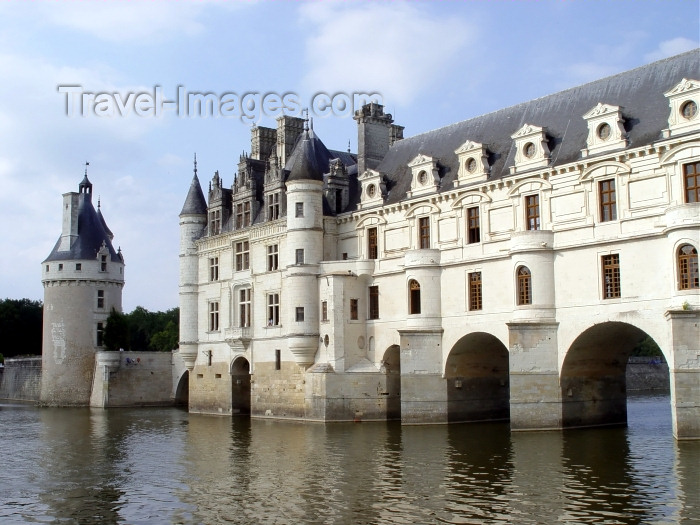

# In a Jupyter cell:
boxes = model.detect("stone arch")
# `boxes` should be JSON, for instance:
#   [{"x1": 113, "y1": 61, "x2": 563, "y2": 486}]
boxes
[
  {"x1": 560, "y1": 321, "x2": 668, "y2": 429},
  {"x1": 174, "y1": 370, "x2": 189, "y2": 407},
  {"x1": 444, "y1": 332, "x2": 510, "y2": 423},
  {"x1": 381, "y1": 345, "x2": 401, "y2": 420},
  {"x1": 230, "y1": 355, "x2": 251, "y2": 415}
]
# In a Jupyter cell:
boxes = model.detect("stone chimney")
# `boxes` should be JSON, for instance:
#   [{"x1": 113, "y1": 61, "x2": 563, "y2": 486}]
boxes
[{"x1": 354, "y1": 102, "x2": 396, "y2": 175}]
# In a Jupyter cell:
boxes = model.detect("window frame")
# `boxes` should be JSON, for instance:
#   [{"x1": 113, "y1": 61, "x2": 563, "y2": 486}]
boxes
[
  {"x1": 321, "y1": 300, "x2": 328, "y2": 322},
  {"x1": 602, "y1": 254, "x2": 621, "y2": 299},
  {"x1": 678, "y1": 244, "x2": 699, "y2": 290},
  {"x1": 684, "y1": 161, "x2": 700, "y2": 203},
  {"x1": 267, "y1": 192, "x2": 280, "y2": 221},
  {"x1": 97, "y1": 289, "x2": 105, "y2": 309},
  {"x1": 295, "y1": 202, "x2": 304, "y2": 218},
  {"x1": 418, "y1": 216, "x2": 430, "y2": 249},
  {"x1": 239, "y1": 288, "x2": 251, "y2": 328},
  {"x1": 209, "y1": 209, "x2": 221, "y2": 235},
  {"x1": 235, "y1": 241, "x2": 250, "y2": 271},
  {"x1": 267, "y1": 244, "x2": 279, "y2": 271},
  {"x1": 295, "y1": 248, "x2": 304, "y2": 265},
  {"x1": 295, "y1": 306, "x2": 305, "y2": 322},
  {"x1": 208, "y1": 301, "x2": 220, "y2": 331},
  {"x1": 525, "y1": 194, "x2": 540, "y2": 231},
  {"x1": 367, "y1": 227, "x2": 378, "y2": 259},
  {"x1": 267, "y1": 293, "x2": 280, "y2": 326},
  {"x1": 468, "y1": 271, "x2": 482, "y2": 311},
  {"x1": 467, "y1": 206, "x2": 481, "y2": 244},
  {"x1": 209, "y1": 256, "x2": 219, "y2": 281},
  {"x1": 408, "y1": 279, "x2": 421, "y2": 315},
  {"x1": 350, "y1": 298, "x2": 359, "y2": 320},
  {"x1": 368, "y1": 286, "x2": 380, "y2": 320},
  {"x1": 599, "y1": 179, "x2": 617, "y2": 222},
  {"x1": 517, "y1": 266, "x2": 532, "y2": 306}
]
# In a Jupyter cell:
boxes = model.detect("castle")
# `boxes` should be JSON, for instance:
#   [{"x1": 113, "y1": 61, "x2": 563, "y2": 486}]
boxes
[{"x1": 178, "y1": 51, "x2": 699, "y2": 439}]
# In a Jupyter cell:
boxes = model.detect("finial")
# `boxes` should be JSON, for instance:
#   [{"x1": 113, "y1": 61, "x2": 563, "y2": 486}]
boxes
[
  {"x1": 98, "y1": 196, "x2": 101, "y2": 209},
  {"x1": 194, "y1": 153, "x2": 198, "y2": 177},
  {"x1": 85, "y1": 161, "x2": 89, "y2": 177},
  {"x1": 303, "y1": 108, "x2": 309, "y2": 131},
  {"x1": 347, "y1": 140, "x2": 351, "y2": 153}
]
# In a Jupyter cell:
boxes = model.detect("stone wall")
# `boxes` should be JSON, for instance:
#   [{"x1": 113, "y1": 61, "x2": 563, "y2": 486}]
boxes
[
  {"x1": 626, "y1": 357, "x2": 670, "y2": 391},
  {"x1": 0, "y1": 357, "x2": 42, "y2": 401}
]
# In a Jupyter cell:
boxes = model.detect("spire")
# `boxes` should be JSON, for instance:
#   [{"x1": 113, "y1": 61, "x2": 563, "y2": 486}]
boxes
[
  {"x1": 180, "y1": 160, "x2": 208, "y2": 217},
  {"x1": 79, "y1": 161, "x2": 92, "y2": 195},
  {"x1": 194, "y1": 153, "x2": 198, "y2": 177}
]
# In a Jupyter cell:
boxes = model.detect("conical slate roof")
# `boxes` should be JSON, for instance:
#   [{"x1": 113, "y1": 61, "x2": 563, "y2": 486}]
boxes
[
  {"x1": 285, "y1": 128, "x2": 332, "y2": 182},
  {"x1": 180, "y1": 174, "x2": 207, "y2": 216},
  {"x1": 43, "y1": 177, "x2": 121, "y2": 263},
  {"x1": 97, "y1": 202, "x2": 113, "y2": 240}
]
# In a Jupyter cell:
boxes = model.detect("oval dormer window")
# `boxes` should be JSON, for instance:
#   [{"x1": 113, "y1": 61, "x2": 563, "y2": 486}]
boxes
[
  {"x1": 466, "y1": 157, "x2": 477, "y2": 173},
  {"x1": 367, "y1": 184, "x2": 376, "y2": 198},
  {"x1": 681, "y1": 100, "x2": 698, "y2": 120},
  {"x1": 597, "y1": 123, "x2": 611, "y2": 140},
  {"x1": 524, "y1": 142, "x2": 535, "y2": 158}
]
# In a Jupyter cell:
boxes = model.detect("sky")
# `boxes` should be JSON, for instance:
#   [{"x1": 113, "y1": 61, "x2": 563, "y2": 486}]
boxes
[{"x1": 0, "y1": 0, "x2": 697, "y2": 313}]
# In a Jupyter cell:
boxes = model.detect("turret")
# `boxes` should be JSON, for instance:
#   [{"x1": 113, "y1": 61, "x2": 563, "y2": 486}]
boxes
[
  {"x1": 179, "y1": 156, "x2": 207, "y2": 370},
  {"x1": 40, "y1": 166, "x2": 125, "y2": 406}
]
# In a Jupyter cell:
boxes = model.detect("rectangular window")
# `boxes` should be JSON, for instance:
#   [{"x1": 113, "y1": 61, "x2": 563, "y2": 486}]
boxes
[
  {"x1": 267, "y1": 192, "x2": 280, "y2": 221},
  {"x1": 267, "y1": 244, "x2": 279, "y2": 271},
  {"x1": 368, "y1": 286, "x2": 379, "y2": 320},
  {"x1": 599, "y1": 179, "x2": 617, "y2": 222},
  {"x1": 209, "y1": 209, "x2": 221, "y2": 235},
  {"x1": 295, "y1": 248, "x2": 304, "y2": 265},
  {"x1": 96, "y1": 322, "x2": 104, "y2": 346},
  {"x1": 350, "y1": 298, "x2": 358, "y2": 320},
  {"x1": 525, "y1": 195, "x2": 540, "y2": 230},
  {"x1": 235, "y1": 241, "x2": 250, "y2": 271},
  {"x1": 295, "y1": 202, "x2": 304, "y2": 217},
  {"x1": 467, "y1": 206, "x2": 481, "y2": 244},
  {"x1": 267, "y1": 293, "x2": 279, "y2": 326},
  {"x1": 419, "y1": 217, "x2": 430, "y2": 249},
  {"x1": 209, "y1": 256, "x2": 219, "y2": 281},
  {"x1": 275, "y1": 349, "x2": 281, "y2": 371},
  {"x1": 97, "y1": 290, "x2": 105, "y2": 309},
  {"x1": 75, "y1": 263, "x2": 81, "y2": 271},
  {"x1": 100, "y1": 255, "x2": 107, "y2": 272},
  {"x1": 321, "y1": 301, "x2": 328, "y2": 322},
  {"x1": 239, "y1": 288, "x2": 251, "y2": 327},
  {"x1": 335, "y1": 189, "x2": 343, "y2": 214},
  {"x1": 684, "y1": 162, "x2": 700, "y2": 203},
  {"x1": 244, "y1": 201, "x2": 251, "y2": 227},
  {"x1": 468, "y1": 272, "x2": 482, "y2": 311},
  {"x1": 296, "y1": 306, "x2": 305, "y2": 322},
  {"x1": 209, "y1": 301, "x2": 220, "y2": 331},
  {"x1": 58, "y1": 263, "x2": 63, "y2": 271},
  {"x1": 235, "y1": 202, "x2": 251, "y2": 229},
  {"x1": 602, "y1": 254, "x2": 621, "y2": 299},
  {"x1": 368, "y1": 227, "x2": 378, "y2": 259}
]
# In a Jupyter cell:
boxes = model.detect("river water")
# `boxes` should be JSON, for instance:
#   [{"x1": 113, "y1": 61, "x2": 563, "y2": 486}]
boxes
[{"x1": 0, "y1": 393, "x2": 697, "y2": 524}]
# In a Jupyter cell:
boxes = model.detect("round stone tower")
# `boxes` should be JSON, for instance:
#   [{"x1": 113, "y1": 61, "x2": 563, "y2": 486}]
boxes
[
  {"x1": 178, "y1": 158, "x2": 208, "y2": 371},
  {"x1": 284, "y1": 126, "x2": 325, "y2": 367},
  {"x1": 40, "y1": 170, "x2": 125, "y2": 406}
]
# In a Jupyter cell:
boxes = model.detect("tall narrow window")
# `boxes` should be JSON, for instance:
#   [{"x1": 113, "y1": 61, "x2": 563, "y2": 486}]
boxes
[
  {"x1": 368, "y1": 227, "x2": 378, "y2": 259},
  {"x1": 409, "y1": 280, "x2": 421, "y2": 314},
  {"x1": 419, "y1": 217, "x2": 430, "y2": 249},
  {"x1": 268, "y1": 192, "x2": 280, "y2": 220},
  {"x1": 599, "y1": 179, "x2": 617, "y2": 222},
  {"x1": 209, "y1": 209, "x2": 221, "y2": 235},
  {"x1": 267, "y1": 244, "x2": 279, "y2": 271},
  {"x1": 209, "y1": 302, "x2": 219, "y2": 331},
  {"x1": 469, "y1": 272, "x2": 482, "y2": 311},
  {"x1": 209, "y1": 257, "x2": 219, "y2": 281},
  {"x1": 267, "y1": 293, "x2": 279, "y2": 326},
  {"x1": 243, "y1": 201, "x2": 251, "y2": 227},
  {"x1": 295, "y1": 248, "x2": 304, "y2": 265},
  {"x1": 350, "y1": 299, "x2": 359, "y2": 320},
  {"x1": 97, "y1": 290, "x2": 105, "y2": 309},
  {"x1": 467, "y1": 206, "x2": 480, "y2": 243},
  {"x1": 335, "y1": 189, "x2": 343, "y2": 214},
  {"x1": 295, "y1": 202, "x2": 304, "y2": 217},
  {"x1": 235, "y1": 241, "x2": 249, "y2": 271},
  {"x1": 321, "y1": 301, "x2": 328, "y2": 321},
  {"x1": 368, "y1": 286, "x2": 380, "y2": 319},
  {"x1": 517, "y1": 266, "x2": 532, "y2": 305},
  {"x1": 239, "y1": 288, "x2": 251, "y2": 327},
  {"x1": 100, "y1": 255, "x2": 107, "y2": 272},
  {"x1": 602, "y1": 254, "x2": 621, "y2": 299},
  {"x1": 295, "y1": 306, "x2": 305, "y2": 322},
  {"x1": 96, "y1": 322, "x2": 104, "y2": 346},
  {"x1": 678, "y1": 244, "x2": 699, "y2": 290},
  {"x1": 275, "y1": 349, "x2": 281, "y2": 371},
  {"x1": 525, "y1": 195, "x2": 540, "y2": 230},
  {"x1": 684, "y1": 162, "x2": 700, "y2": 203}
]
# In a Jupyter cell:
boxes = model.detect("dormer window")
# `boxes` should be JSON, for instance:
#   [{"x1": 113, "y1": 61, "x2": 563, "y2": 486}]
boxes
[
  {"x1": 663, "y1": 78, "x2": 700, "y2": 138},
  {"x1": 510, "y1": 125, "x2": 550, "y2": 174},
  {"x1": 581, "y1": 103, "x2": 627, "y2": 158},
  {"x1": 358, "y1": 169, "x2": 386, "y2": 210},
  {"x1": 454, "y1": 140, "x2": 489, "y2": 187},
  {"x1": 407, "y1": 154, "x2": 440, "y2": 197}
]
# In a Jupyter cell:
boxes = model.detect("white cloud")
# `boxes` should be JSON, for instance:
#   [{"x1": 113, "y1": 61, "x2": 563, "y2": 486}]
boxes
[
  {"x1": 645, "y1": 37, "x2": 698, "y2": 62},
  {"x1": 299, "y1": 2, "x2": 475, "y2": 107}
]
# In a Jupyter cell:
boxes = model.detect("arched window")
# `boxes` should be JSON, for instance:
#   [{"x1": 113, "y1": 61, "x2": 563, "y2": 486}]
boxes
[
  {"x1": 409, "y1": 279, "x2": 421, "y2": 314},
  {"x1": 517, "y1": 266, "x2": 532, "y2": 305},
  {"x1": 678, "y1": 244, "x2": 699, "y2": 290}
]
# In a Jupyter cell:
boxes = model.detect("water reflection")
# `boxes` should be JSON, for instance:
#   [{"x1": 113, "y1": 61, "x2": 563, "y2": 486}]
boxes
[{"x1": 0, "y1": 396, "x2": 697, "y2": 524}]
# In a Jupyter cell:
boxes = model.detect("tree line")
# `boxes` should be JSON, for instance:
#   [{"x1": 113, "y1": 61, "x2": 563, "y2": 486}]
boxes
[{"x1": 0, "y1": 299, "x2": 179, "y2": 361}]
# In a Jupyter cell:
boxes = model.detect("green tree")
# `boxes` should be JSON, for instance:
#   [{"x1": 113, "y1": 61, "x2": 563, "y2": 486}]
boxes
[
  {"x1": 0, "y1": 298, "x2": 43, "y2": 357},
  {"x1": 103, "y1": 308, "x2": 130, "y2": 352},
  {"x1": 631, "y1": 335, "x2": 663, "y2": 357},
  {"x1": 150, "y1": 320, "x2": 179, "y2": 352}
]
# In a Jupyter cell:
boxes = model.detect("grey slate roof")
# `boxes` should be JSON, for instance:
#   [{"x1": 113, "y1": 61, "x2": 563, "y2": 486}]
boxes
[
  {"x1": 44, "y1": 180, "x2": 121, "y2": 263},
  {"x1": 180, "y1": 174, "x2": 207, "y2": 216},
  {"x1": 97, "y1": 206, "x2": 113, "y2": 239},
  {"x1": 286, "y1": 129, "x2": 337, "y2": 182},
  {"x1": 374, "y1": 49, "x2": 699, "y2": 205}
]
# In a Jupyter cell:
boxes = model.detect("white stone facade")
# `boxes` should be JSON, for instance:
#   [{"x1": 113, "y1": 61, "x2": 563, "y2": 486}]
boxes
[{"x1": 180, "y1": 52, "x2": 700, "y2": 438}]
